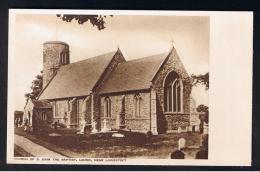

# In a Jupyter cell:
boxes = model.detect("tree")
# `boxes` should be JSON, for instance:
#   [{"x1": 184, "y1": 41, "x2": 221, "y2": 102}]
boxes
[
  {"x1": 56, "y1": 14, "x2": 112, "y2": 30},
  {"x1": 197, "y1": 104, "x2": 209, "y2": 124},
  {"x1": 191, "y1": 72, "x2": 209, "y2": 90},
  {"x1": 197, "y1": 104, "x2": 209, "y2": 113},
  {"x1": 24, "y1": 71, "x2": 43, "y2": 102}
]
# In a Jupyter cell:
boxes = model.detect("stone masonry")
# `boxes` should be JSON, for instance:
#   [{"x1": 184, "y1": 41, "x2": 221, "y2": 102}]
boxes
[
  {"x1": 93, "y1": 49, "x2": 126, "y2": 131},
  {"x1": 152, "y1": 47, "x2": 192, "y2": 132},
  {"x1": 38, "y1": 41, "x2": 193, "y2": 134},
  {"x1": 100, "y1": 91, "x2": 151, "y2": 132},
  {"x1": 43, "y1": 41, "x2": 70, "y2": 88}
]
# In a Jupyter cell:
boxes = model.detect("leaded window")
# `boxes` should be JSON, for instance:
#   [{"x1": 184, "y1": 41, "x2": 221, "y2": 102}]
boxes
[{"x1": 164, "y1": 71, "x2": 183, "y2": 113}]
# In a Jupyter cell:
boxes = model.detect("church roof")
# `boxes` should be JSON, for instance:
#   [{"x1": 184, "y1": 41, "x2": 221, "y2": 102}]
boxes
[
  {"x1": 38, "y1": 51, "x2": 117, "y2": 100},
  {"x1": 33, "y1": 100, "x2": 52, "y2": 108},
  {"x1": 99, "y1": 53, "x2": 169, "y2": 94}
]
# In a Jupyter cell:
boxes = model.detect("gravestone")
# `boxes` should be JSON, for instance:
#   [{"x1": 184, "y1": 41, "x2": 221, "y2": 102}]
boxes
[
  {"x1": 178, "y1": 138, "x2": 186, "y2": 150},
  {"x1": 77, "y1": 121, "x2": 85, "y2": 134},
  {"x1": 112, "y1": 133, "x2": 125, "y2": 137},
  {"x1": 92, "y1": 121, "x2": 98, "y2": 133},
  {"x1": 101, "y1": 119, "x2": 110, "y2": 132},
  {"x1": 177, "y1": 126, "x2": 182, "y2": 133},
  {"x1": 170, "y1": 138, "x2": 186, "y2": 159}
]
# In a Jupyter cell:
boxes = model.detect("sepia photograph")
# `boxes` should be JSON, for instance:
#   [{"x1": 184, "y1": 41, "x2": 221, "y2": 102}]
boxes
[
  {"x1": 7, "y1": 10, "x2": 252, "y2": 166},
  {"x1": 12, "y1": 11, "x2": 209, "y2": 160}
]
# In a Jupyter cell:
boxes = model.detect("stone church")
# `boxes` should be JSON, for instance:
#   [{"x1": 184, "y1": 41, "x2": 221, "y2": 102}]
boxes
[{"x1": 26, "y1": 40, "x2": 193, "y2": 134}]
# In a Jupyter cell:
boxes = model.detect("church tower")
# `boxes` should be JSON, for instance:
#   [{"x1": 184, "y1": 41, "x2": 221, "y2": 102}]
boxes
[{"x1": 42, "y1": 41, "x2": 70, "y2": 88}]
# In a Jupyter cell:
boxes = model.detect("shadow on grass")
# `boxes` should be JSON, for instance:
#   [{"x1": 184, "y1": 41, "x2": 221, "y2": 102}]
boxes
[{"x1": 15, "y1": 127, "x2": 204, "y2": 159}]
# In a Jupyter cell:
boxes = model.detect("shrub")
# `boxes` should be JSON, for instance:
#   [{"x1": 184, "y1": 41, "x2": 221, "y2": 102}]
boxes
[
  {"x1": 146, "y1": 131, "x2": 153, "y2": 138},
  {"x1": 202, "y1": 134, "x2": 208, "y2": 148}
]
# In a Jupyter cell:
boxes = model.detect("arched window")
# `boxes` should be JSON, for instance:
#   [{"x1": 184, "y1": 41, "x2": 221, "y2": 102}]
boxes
[
  {"x1": 104, "y1": 97, "x2": 111, "y2": 118},
  {"x1": 60, "y1": 52, "x2": 67, "y2": 64},
  {"x1": 121, "y1": 95, "x2": 125, "y2": 113},
  {"x1": 134, "y1": 94, "x2": 142, "y2": 117},
  {"x1": 69, "y1": 98, "x2": 77, "y2": 124},
  {"x1": 120, "y1": 96, "x2": 126, "y2": 126},
  {"x1": 41, "y1": 112, "x2": 47, "y2": 121},
  {"x1": 164, "y1": 71, "x2": 183, "y2": 113}
]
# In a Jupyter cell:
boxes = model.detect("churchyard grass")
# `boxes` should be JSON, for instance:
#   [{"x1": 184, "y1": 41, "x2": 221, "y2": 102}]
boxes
[{"x1": 15, "y1": 127, "x2": 202, "y2": 159}]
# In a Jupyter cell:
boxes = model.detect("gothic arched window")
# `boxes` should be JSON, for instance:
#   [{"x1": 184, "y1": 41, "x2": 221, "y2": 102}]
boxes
[
  {"x1": 164, "y1": 71, "x2": 183, "y2": 113},
  {"x1": 104, "y1": 97, "x2": 111, "y2": 118},
  {"x1": 60, "y1": 52, "x2": 67, "y2": 64},
  {"x1": 41, "y1": 112, "x2": 47, "y2": 121},
  {"x1": 134, "y1": 94, "x2": 142, "y2": 117}
]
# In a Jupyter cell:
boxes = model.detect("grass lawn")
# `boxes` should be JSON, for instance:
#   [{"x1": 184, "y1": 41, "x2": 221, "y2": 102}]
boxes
[{"x1": 15, "y1": 127, "x2": 204, "y2": 159}]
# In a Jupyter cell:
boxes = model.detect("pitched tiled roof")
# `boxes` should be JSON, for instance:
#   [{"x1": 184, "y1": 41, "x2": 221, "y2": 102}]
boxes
[
  {"x1": 38, "y1": 51, "x2": 117, "y2": 100},
  {"x1": 99, "y1": 53, "x2": 169, "y2": 94},
  {"x1": 33, "y1": 100, "x2": 52, "y2": 108}
]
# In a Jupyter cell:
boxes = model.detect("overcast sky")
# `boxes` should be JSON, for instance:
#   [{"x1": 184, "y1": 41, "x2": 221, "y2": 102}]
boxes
[{"x1": 13, "y1": 14, "x2": 209, "y2": 110}]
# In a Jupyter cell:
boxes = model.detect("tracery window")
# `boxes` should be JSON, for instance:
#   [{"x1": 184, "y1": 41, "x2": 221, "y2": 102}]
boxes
[{"x1": 164, "y1": 71, "x2": 183, "y2": 113}]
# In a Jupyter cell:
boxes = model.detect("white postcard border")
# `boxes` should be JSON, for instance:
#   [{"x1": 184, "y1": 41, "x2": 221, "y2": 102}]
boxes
[{"x1": 7, "y1": 9, "x2": 253, "y2": 166}]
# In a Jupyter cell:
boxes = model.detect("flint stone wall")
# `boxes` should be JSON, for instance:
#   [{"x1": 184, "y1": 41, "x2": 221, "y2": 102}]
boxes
[
  {"x1": 152, "y1": 48, "x2": 192, "y2": 132},
  {"x1": 43, "y1": 42, "x2": 69, "y2": 88},
  {"x1": 100, "y1": 91, "x2": 151, "y2": 132}
]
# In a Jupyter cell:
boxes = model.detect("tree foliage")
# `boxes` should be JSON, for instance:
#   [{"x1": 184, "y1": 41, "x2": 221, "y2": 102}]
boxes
[
  {"x1": 197, "y1": 104, "x2": 209, "y2": 124},
  {"x1": 191, "y1": 72, "x2": 209, "y2": 90},
  {"x1": 24, "y1": 71, "x2": 43, "y2": 102},
  {"x1": 56, "y1": 14, "x2": 112, "y2": 30}
]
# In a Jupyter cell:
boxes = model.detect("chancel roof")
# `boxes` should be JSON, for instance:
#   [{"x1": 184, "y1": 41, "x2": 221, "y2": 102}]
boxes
[{"x1": 99, "y1": 53, "x2": 169, "y2": 94}]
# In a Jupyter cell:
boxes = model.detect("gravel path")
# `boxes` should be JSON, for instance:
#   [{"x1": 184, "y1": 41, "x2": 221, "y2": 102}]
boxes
[{"x1": 14, "y1": 134, "x2": 66, "y2": 158}]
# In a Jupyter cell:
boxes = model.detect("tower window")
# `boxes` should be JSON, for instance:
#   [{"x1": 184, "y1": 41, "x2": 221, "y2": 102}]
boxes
[
  {"x1": 41, "y1": 112, "x2": 47, "y2": 121},
  {"x1": 60, "y1": 52, "x2": 67, "y2": 64}
]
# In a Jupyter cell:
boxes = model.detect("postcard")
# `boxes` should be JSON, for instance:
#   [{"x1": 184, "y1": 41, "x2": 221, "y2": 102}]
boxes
[{"x1": 7, "y1": 9, "x2": 252, "y2": 166}]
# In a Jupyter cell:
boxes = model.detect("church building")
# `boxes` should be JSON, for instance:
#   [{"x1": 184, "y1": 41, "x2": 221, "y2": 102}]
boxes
[{"x1": 33, "y1": 41, "x2": 192, "y2": 134}]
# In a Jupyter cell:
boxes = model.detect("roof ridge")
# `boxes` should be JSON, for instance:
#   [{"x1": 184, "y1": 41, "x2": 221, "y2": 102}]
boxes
[
  {"x1": 99, "y1": 52, "x2": 169, "y2": 94},
  {"x1": 66, "y1": 51, "x2": 117, "y2": 66},
  {"x1": 126, "y1": 52, "x2": 168, "y2": 63}
]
